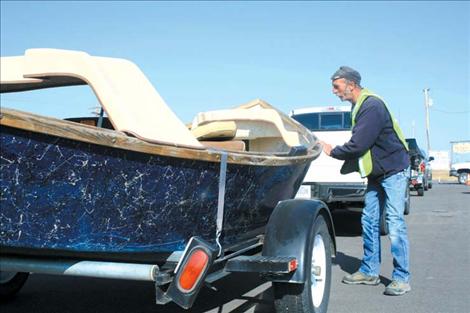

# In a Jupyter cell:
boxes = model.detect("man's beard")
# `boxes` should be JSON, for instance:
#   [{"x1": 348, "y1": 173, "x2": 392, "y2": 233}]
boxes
[{"x1": 341, "y1": 88, "x2": 352, "y2": 102}]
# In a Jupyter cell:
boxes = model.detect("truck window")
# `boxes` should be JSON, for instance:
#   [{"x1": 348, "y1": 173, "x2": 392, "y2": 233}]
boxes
[
  {"x1": 320, "y1": 113, "x2": 342, "y2": 129},
  {"x1": 292, "y1": 112, "x2": 351, "y2": 131},
  {"x1": 405, "y1": 138, "x2": 418, "y2": 150},
  {"x1": 292, "y1": 113, "x2": 319, "y2": 130},
  {"x1": 344, "y1": 112, "x2": 352, "y2": 128}
]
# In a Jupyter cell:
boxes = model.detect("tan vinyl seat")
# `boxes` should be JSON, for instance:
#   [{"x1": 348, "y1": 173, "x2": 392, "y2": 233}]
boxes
[
  {"x1": 191, "y1": 121, "x2": 237, "y2": 141},
  {"x1": 191, "y1": 99, "x2": 307, "y2": 153}
]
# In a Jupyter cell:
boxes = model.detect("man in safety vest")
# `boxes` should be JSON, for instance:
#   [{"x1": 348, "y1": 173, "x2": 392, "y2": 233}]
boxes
[{"x1": 322, "y1": 66, "x2": 411, "y2": 296}]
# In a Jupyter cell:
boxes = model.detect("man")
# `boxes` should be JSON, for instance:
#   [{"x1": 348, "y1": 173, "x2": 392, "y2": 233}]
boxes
[{"x1": 322, "y1": 66, "x2": 411, "y2": 296}]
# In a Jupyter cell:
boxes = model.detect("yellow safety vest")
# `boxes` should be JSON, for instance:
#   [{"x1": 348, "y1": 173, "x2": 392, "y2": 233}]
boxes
[{"x1": 351, "y1": 89, "x2": 409, "y2": 177}]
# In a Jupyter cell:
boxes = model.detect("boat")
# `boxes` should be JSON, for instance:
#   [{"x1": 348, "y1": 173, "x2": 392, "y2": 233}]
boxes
[{"x1": 0, "y1": 49, "x2": 333, "y2": 312}]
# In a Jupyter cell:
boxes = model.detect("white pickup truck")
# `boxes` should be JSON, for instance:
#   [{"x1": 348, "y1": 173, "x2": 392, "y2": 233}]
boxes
[
  {"x1": 291, "y1": 105, "x2": 410, "y2": 234},
  {"x1": 449, "y1": 140, "x2": 470, "y2": 184},
  {"x1": 291, "y1": 106, "x2": 367, "y2": 203}
]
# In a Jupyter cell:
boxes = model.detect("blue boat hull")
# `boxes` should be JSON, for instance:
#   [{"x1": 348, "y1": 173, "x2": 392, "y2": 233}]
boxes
[{"x1": 1, "y1": 126, "x2": 310, "y2": 261}]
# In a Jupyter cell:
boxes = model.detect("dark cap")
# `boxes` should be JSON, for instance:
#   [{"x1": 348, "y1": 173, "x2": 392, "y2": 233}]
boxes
[{"x1": 331, "y1": 66, "x2": 361, "y2": 85}]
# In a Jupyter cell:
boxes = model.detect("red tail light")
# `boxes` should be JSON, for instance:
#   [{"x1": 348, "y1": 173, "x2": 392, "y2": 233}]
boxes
[
  {"x1": 177, "y1": 249, "x2": 209, "y2": 292},
  {"x1": 288, "y1": 259, "x2": 298, "y2": 272},
  {"x1": 420, "y1": 163, "x2": 426, "y2": 172}
]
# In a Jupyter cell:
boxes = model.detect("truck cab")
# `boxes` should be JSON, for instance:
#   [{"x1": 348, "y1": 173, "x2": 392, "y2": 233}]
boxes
[{"x1": 290, "y1": 106, "x2": 367, "y2": 205}]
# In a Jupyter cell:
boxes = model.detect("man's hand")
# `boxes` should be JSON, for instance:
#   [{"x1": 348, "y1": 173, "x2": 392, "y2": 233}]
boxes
[{"x1": 319, "y1": 140, "x2": 334, "y2": 156}]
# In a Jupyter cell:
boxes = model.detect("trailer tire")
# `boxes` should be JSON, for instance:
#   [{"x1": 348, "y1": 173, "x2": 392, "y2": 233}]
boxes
[
  {"x1": 0, "y1": 272, "x2": 29, "y2": 300},
  {"x1": 273, "y1": 215, "x2": 331, "y2": 313}
]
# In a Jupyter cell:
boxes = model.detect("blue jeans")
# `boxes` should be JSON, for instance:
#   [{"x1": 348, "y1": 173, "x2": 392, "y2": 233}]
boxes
[{"x1": 359, "y1": 169, "x2": 410, "y2": 283}]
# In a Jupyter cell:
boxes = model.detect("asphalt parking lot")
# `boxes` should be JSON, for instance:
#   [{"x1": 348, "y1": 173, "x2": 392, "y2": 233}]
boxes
[{"x1": 1, "y1": 183, "x2": 469, "y2": 313}]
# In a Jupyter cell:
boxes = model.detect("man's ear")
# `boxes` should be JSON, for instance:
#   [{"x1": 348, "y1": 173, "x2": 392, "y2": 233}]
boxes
[{"x1": 350, "y1": 82, "x2": 358, "y2": 91}]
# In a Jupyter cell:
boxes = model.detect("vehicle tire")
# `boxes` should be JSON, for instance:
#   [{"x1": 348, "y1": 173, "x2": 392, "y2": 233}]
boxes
[
  {"x1": 417, "y1": 187, "x2": 424, "y2": 196},
  {"x1": 458, "y1": 172, "x2": 468, "y2": 185},
  {"x1": 273, "y1": 215, "x2": 332, "y2": 313},
  {"x1": 0, "y1": 272, "x2": 29, "y2": 300},
  {"x1": 428, "y1": 182, "x2": 433, "y2": 189},
  {"x1": 380, "y1": 207, "x2": 389, "y2": 235},
  {"x1": 404, "y1": 186, "x2": 410, "y2": 215}
]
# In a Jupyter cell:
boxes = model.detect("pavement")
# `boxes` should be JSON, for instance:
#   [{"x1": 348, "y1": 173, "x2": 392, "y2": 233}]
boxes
[{"x1": 1, "y1": 183, "x2": 469, "y2": 313}]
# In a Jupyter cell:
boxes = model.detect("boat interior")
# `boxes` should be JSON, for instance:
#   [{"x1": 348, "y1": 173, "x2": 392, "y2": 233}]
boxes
[{"x1": 1, "y1": 49, "x2": 317, "y2": 155}]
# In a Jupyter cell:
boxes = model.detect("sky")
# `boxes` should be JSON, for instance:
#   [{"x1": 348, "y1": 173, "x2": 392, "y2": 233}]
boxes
[{"x1": 1, "y1": 1, "x2": 469, "y2": 152}]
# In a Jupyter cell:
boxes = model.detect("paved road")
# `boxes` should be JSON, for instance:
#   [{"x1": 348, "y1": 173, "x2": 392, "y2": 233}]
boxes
[{"x1": 2, "y1": 183, "x2": 469, "y2": 313}]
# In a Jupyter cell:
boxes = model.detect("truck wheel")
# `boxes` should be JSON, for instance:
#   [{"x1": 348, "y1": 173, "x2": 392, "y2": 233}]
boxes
[
  {"x1": 458, "y1": 172, "x2": 468, "y2": 184},
  {"x1": 0, "y1": 272, "x2": 29, "y2": 300},
  {"x1": 404, "y1": 186, "x2": 411, "y2": 215},
  {"x1": 273, "y1": 215, "x2": 332, "y2": 313},
  {"x1": 417, "y1": 187, "x2": 424, "y2": 196}
]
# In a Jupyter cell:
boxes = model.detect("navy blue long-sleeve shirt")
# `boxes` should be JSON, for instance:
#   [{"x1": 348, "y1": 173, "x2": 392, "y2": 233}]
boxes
[{"x1": 330, "y1": 96, "x2": 409, "y2": 180}]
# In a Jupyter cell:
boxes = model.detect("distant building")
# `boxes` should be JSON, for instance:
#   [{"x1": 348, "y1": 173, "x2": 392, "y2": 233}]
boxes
[{"x1": 429, "y1": 150, "x2": 450, "y2": 170}]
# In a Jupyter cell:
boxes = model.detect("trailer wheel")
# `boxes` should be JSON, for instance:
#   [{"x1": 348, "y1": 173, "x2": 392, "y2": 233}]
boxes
[
  {"x1": 273, "y1": 215, "x2": 331, "y2": 313},
  {"x1": 0, "y1": 271, "x2": 29, "y2": 300}
]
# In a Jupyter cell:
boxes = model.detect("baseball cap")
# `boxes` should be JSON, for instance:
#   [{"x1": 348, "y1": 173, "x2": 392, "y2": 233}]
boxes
[{"x1": 331, "y1": 66, "x2": 361, "y2": 85}]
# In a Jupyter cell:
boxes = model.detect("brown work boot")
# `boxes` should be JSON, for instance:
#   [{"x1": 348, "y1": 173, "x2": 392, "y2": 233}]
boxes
[{"x1": 342, "y1": 271, "x2": 380, "y2": 285}]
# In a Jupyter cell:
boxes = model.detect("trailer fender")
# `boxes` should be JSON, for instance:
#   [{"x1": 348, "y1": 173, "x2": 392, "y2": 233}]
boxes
[{"x1": 262, "y1": 199, "x2": 336, "y2": 283}]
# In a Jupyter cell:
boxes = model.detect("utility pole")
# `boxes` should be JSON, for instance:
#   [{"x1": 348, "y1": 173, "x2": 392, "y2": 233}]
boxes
[{"x1": 423, "y1": 88, "x2": 431, "y2": 155}]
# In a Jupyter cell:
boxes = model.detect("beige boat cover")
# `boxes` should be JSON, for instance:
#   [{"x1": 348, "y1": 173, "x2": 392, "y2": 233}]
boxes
[
  {"x1": 1, "y1": 49, "x2": 316, "y2": 153},
  {"x1": 0, "y1": 49, "x2": 203, "y2": 148}
]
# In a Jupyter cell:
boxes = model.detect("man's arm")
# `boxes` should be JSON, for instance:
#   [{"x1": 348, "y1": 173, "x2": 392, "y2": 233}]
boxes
[{"x1": 330, "y1": 98, "x2": 387, "y2": 160}]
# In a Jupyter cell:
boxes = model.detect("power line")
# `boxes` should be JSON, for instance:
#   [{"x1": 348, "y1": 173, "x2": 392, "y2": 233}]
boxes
[{"x1": 431, "y1": 108, "x2": 470, "y2": 114}]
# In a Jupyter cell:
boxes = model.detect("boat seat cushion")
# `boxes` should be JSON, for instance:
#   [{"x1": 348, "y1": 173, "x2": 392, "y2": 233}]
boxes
[
  {"x1": 192, "y1": 107, "x2": 301, "y2": 147},
  {"x1": 191, "y1": 121, "x2": 237, "y2": 141}
]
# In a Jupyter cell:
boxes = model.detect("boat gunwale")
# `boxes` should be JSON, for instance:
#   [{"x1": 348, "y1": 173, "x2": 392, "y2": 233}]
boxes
[{"x1": 0, "y1": 107, "x2": 321, "y2": 166}]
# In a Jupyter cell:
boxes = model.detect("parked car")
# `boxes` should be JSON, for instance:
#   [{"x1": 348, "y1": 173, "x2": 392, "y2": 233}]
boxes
[
  {"x1": 406, "y1": 138, "x2": 433, "y2": 195},
  {"x1": 423, "y1": 152, "x2": 434, "y2": 190}
]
